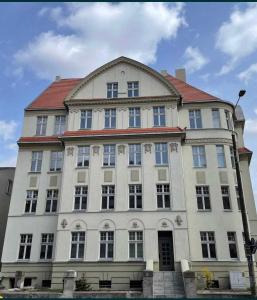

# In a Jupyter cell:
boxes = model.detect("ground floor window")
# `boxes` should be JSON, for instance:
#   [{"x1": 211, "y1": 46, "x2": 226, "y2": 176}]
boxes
[
  {"x1": 227, "y1": 232, "x2": 238, "y2": 259},
  {"x1": 18, "y1": 234, "x2": 32, "y2": 260},
  {"x1": 40, "y1": 233, "x2": 54, "y2": 260},
  {"x1": 100, "y1": 231, "x2": 114, "y2": 259},
  {"x1": 129, "y1": 231, "x2": 143, "y2": 259},
  {"x1": 200, "y1": 231, "x2": 216, "y2": 259},
  {"x1": 70, "y1": 232, "x2": 85, "y2": 259}
]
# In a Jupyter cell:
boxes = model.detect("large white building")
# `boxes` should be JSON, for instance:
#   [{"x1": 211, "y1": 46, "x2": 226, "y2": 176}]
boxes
[{"x1": 1, "y1": 56, "x2": 257, "y2": 291}]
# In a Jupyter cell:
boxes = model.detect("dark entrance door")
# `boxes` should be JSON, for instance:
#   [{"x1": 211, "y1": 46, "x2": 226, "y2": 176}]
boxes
[{"x1": 158, "y1": 231, "x2": 174, "y2": 271}]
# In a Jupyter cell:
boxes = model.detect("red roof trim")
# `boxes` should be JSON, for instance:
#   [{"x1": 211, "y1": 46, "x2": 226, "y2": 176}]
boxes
[
  {"x1": 18, "y1": 136, "x2": 61, "y2": 143},
  {"x1": 238, "y1": 147, "x2": 252, "y2": 154},
  {"x1": 63, "y1": 127, "x2": 184, "y2": 137}
]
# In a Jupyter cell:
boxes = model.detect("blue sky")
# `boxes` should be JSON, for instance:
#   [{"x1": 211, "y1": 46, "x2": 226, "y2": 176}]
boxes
[{"x1": 1, "y1": 2, "x2": 257, "y2": 198}]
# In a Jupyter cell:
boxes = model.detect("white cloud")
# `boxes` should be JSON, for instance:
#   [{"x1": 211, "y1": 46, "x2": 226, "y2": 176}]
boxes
[
  {"x1": 0, "y1": 120, "x2": 17, "y2": 141},
  {"x1": 14, "y1": 2, "x2": 186, "y2": 80},
  {"x1": 245, "y1": 119, "x2": 257, "y2": 133},
  {"x1": 216, "y1": 4, "x2": 257, "y2": 75},
  {"x1": 183, "y1": 46, "x2": 208, "y2": 74},
  {"x1": 238, "y1": 63, "x2": 257, "y2": 83}
]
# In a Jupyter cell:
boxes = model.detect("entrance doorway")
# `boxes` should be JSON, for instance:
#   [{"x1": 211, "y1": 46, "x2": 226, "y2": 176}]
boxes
[{"x1": 158, "y1": 231, "x2": 174, "y2": 271}]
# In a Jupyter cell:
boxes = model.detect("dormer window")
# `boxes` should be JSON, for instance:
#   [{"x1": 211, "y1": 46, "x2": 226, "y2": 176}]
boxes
[
  {"x1": 36, "y1": 116, "x2": 47, "y2": 136},
  {"x1": 107, "y1": 83, "x2": 118, "y2": 98},
  {"x1": 128, "y1": 81, "x2": 139, "y2": 97}
]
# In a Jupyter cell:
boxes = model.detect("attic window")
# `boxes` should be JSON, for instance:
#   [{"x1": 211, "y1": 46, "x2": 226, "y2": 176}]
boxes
[{"x1": 107, "y1": 83, "x2": 118, "y2": 98}]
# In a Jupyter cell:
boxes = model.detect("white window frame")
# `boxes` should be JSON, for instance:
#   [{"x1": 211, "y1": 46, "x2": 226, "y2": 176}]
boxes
[
  {"x1": 212, "y1": 109, "x2": 221, "y2": 128},
  {"x1": 200, "y1": 231, "x2": 216, "y2": 259},
  {"x1": 50, "y1": 151, "x2": 63, "y2": 171},
  {"x1": 221, "y1": 185, "x2": 231, "y2": 210},
  {"x1": 129, "y1": 144, "x2": 141, "y2": 166},
  {"x1": 155, "y1": 143, "x2": 168, "y2": 165},
  {"x1": 192, "y1": 146, "x2": 206, "y2": 168},
  {"x1": 40, "y1": 234, "x2": 54, "y2": 260},
  {"x1": 36, "y1": 116, "x2": 47, "y2": 136},
  {"x1": 196, "y1": 186, "x2": 211, "y2": 210},
  {"x1": 101, "y1": 185, "x2": 115, "y2": 210},
  {"x1": 129, "y1": 107, "x2": 140, "y2": 128},
  {"x1": 189, "y1": 109, "x2": 202, "y2": 129},
  {"x1": 227, "y1": 232, "x2": 238, "y2": 259},
  {"x1": 77, "y1": 146, "x2": 90, "y2": 167},
  {"x1": 54, "y1": 115, "x2": 66, "y2": 135},
  {"x1": 216, "y1": 145, "x2": 226, "y2": 168},
  {"x1": 103, "y1": 145, "x2": 115, "y2": 166},
  {"x1": 70, "y1": 232, "x2": 85, "y2": 260},
  {"x1": 99, "y1": 231, "x2": 114, "y2": 260},
  {"x1": 25, "y1": 190, "x2": 38, "y2": 214},
  {"x1": 104, "y1": 108, "x2": 116, "y2": 129},
  {"x1": 153, "y1": 106, "x2": 166, "y2": 127},
  {"x1": 80, "y1": 110, "x2": 92, "y2": 129},
  {"x1": 107, "y1": 83, "x2": 118, "y2": 98},
  {"x1": 128, "y1": 81, "x2": 139, "y2": 97},
  {"x1": 45, "y1": 189, "x2": 58, "y2": 213},
  {"x1": 129, "y1": 184, "x2": 142, "y2": 209},
  {"x1": 18, "y1": 234, "x2": 32, "y2": 260},
  {"x1": 129, "y1": 231, "x2": 143, "y2": 260},
  {"x1": 74, "y1": 186, "x2": 88, "y2": 211},
  {"x1": 156, "y1": 184, "x2": 170, "y2": 209},
  {"x1": 31, "y1": 151, "x2": 43, "y2": 172}
]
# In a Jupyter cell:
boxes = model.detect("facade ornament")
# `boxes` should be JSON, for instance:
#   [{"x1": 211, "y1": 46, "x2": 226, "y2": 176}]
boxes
[
  {"x1": 142, "y1": 106, "x2": 152, "y2": 111},
  {"x1": 161, "y1": 221, "x2": 168, "y2": 228},
  {"x1": 66, "y1": 147, "x2": 74, "y2": 156},
  {"x1": 170, "y1": 143, "x2": 178, "y2": 152},
  {"x1": 144, "y1": 144, "x2": 152, "y2": 154},
  {"x1": 75, "y1": 223, "x2": 81, "y2": 230},
  {"x1": 93, "y1": 108, "x2": 103, "y2": 113},
  {"x1": 61, "y1": 219, "x2": 68, "y2": 229},
  {"x1": 175, "y1": 215, "x2": 183, "y2": 226},
  {"x1": 118, "y1": 145, "x2": 126, "y2": 155},
  {"x1": 70, "y1": 108, "x2": 80, "y2": 113},
  {"x1": 92, "y1": 145, "x2": 100, "y2": 155},
  {"x1": 132, "y1": 222, "x2": 138, "y2": 228},
  {"x1": 118, "y1": 107, "x2": 127, "y2": 112},
  {"x1": 104, "y1": 223, "x2": 110, "y2": 229}
]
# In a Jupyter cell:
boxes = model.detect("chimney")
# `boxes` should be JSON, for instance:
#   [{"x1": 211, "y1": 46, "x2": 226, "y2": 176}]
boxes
[
  {"x1": 160, "y1": 70, "x2": 168, "y2": 76},
  {"x1": 55, "y1": 75, "x2": 61, "y2": 81},
  {"x1": 175, "y1": 68, "x2": 186, "y2": 82}
]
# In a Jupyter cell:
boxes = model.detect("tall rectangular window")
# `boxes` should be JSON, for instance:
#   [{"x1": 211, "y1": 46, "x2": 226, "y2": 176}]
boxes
[
  {"x1": 128, "y1": 81, "x2": 139, "y2": 97},
  {"x1": 221, "y1": 186, "x2": 231, "y2": 210},
  {"x1": 107, "y1": 83, "x2": 118, "y2": 98},
  {"x1": 77, "y1": 146, "x2": 90, "y2": 167},
  {"x1": 129, "y1": 231, "x2": 143, "y2": 259},
  {"x1": 70, "y1": 232, "x2": 85, "y2": 259},
  {"x1": 74, "y1": 186, "x2": 87, "y2": 211},
  {"x1": 212, "y1": 109, "x2": 221, "y2": 128},
  {"x1": 25, "y1": 190, "x2": 38, "y2": 213},
  {"x1": 235, "y1": 186, "x2": 241, "y2": 210},
  {"x1": 155, "y1": 143, "x2": 168, "y2": 165},
  {"x1": 102, "y1": 185, "x2": 115, "y2": 210},
  {"x1": 153, "y1": 106, "x2": 165, "y2": 126},
  {"x1": 40, "y1": 234, "x2": 54, "y2": 260},
  {"x1": 54, "y1": 115, "x2": 66, "y2": 135},
  {"x1": 50, "y1": 151, "x2": 63, "y2": 171},
  {"x1": 31, "y1": 151, "x2": 43, "y2": 172},
  {"x1": 100, "y1": 231, "x2": 114, "y2": 259},
  {"x1": 80, "y1": 110, "x2": 92, "y2": 129},
  {"x1": 129, "y1": 144, "x2": 141, "y2": 165},
  {"x1": 104, "y1": 108, "x2": 116, "y2": 128},
  {"x1": 156, "y1": 184, "x2": 170, "y2": 208},
  {"x1": 103, "y1": 145, "x2": 115, "y2": 166},
  {"x1": 129, "y1": 185, "x2": 142, "y2": 209},
  {"x1": 225, "y1": 110, "x2": 232, "y2": 130},
  {"x1": 45, "y1": 189, "x2": 58, "y2": 213},
  {"x1": 227, "y1": 232, "x2": 238, "y2": 259},
  {"x1": 200, "y1": 232, "x2": 216, "y2": 259},
  {"x1": 216, "y1": 145, "x2": 226, "y2": 168},
  {"x1": 18, "y1": 234, "x2": 32, "y2": 260},
  {"x1": 196, "y1": 186, "x2": 211, "y2": 210},
  {"x1": 230, "y1": 146, "x2": 236, "y2": 168},
  {"x1": 36, "y1": 116, "x2": 47, "y2": 136},
  {"x1": 189, "y1": 109, "x2": 202, "y2": 129},
  {"x1": 192, "y1": 146, "x2": 206, "y2": 168},
  {"x1": 129, "y1": 107, "x2": 140, "y2": 127}
]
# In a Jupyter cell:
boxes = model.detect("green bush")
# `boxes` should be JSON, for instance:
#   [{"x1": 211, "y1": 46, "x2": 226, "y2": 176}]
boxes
[{"x1": 75, "y1": 273, "x2": 92, "y2": 291}]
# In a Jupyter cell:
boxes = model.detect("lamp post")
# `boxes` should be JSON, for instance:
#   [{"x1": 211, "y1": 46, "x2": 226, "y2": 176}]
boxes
[{"x1": 232, "y1": 90, "x2": 256, "y2": 296}]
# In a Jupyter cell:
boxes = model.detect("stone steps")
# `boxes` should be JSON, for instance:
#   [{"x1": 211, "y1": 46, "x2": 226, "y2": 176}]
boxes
[{"x1": 153, "y1": 271, "x2": 185, "y2": 298}]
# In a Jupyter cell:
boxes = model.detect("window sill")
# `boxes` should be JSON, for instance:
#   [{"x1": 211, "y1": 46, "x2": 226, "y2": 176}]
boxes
[
  {"x1": 17, "y1": 259, "x2": 30, "y2": 263},
  {"x1": 128, "y1": 258, "x2": 144, "y2": 262},
  {"x1": 38, "y1": 259, "x2": 53, "y2": 262},
  {"x1": 98, "y1": 259, "x2": 113, "y2": 262},
  {"x1": 44, "y1": 212, "x2": 57, "y2": 216},
  {"x1": 127, "y1": 165, "x2": 142, "y2": 168},
  {"x1": 73, "y1": 210, "x2": 87, "y2": 213},
  {"x1": 47, "y1": 171, "x2": 62, "y2": 174},
  {"x1": 197, "y1": 209, "x2": 212, "y2": 212},
  {"x1": 28, "y1": 171, "x2": 41, "y2": 174},
  {"x1": 157, "y1": 208, "x2": 171, "y2": 211},
  {"x1": 152, "y1": 125, "x2": 166, "y2": 128},
  {"x1": 69, "y1": 258, "x2": 84, "y2": 262},
  {"x1": 193, "y1": 167, "x2": 207, "y2": 169},
  {"x1": 103, "y1": 128, "x2": 116, "y2": 130},
  {"x1": 224, "y1": 209, "x2": 233, "y2": 212},
  {"x1": 202, "y1": 258, "x2": 217, "y2": 261},
  {"x1": 75, "y1": 166, "x2": 89, "y2": 170},
  {"x1": 79, "y1": 128, "x2": 92, "y2": 130},
  {"x1": 101, "y1": 209, "x2": 115, "y2": 212},
  {"x1": 23, "y1": 213, "x2": 36, "y2": 216},
  {"x1": 101, "y1": 166, "x2": 115, "y2": 169},
  {"x1": 128, "y1": 209, "x2": 143, "y2": 211},
  {"x1": 155, "y1": 164, "x2": 168, "y2": 167}
]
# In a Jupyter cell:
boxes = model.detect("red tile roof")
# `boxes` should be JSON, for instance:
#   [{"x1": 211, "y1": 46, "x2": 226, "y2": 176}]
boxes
[
  {"x1": 238, "y1": 147, "x2": 252, "y2": 154},
  {"x1": 26, "y1": 74, "x2": 220, "y2": 110},
  {"x1": 18, "y1": 136, "x2": 60, "y2": 143},
  {"x1": 63, "y1": 127, "x2": 184, "y2": 137}
]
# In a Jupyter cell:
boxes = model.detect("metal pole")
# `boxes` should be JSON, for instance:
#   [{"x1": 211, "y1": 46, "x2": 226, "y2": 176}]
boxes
[{"x1": 232, "y1": 132, "x2": 256, "y2": 295}]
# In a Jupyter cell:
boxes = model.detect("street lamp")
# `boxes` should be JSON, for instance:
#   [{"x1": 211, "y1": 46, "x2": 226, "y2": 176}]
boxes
[{"x1": 232, "y1": 90, "x2": 256, "y2": 296}]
